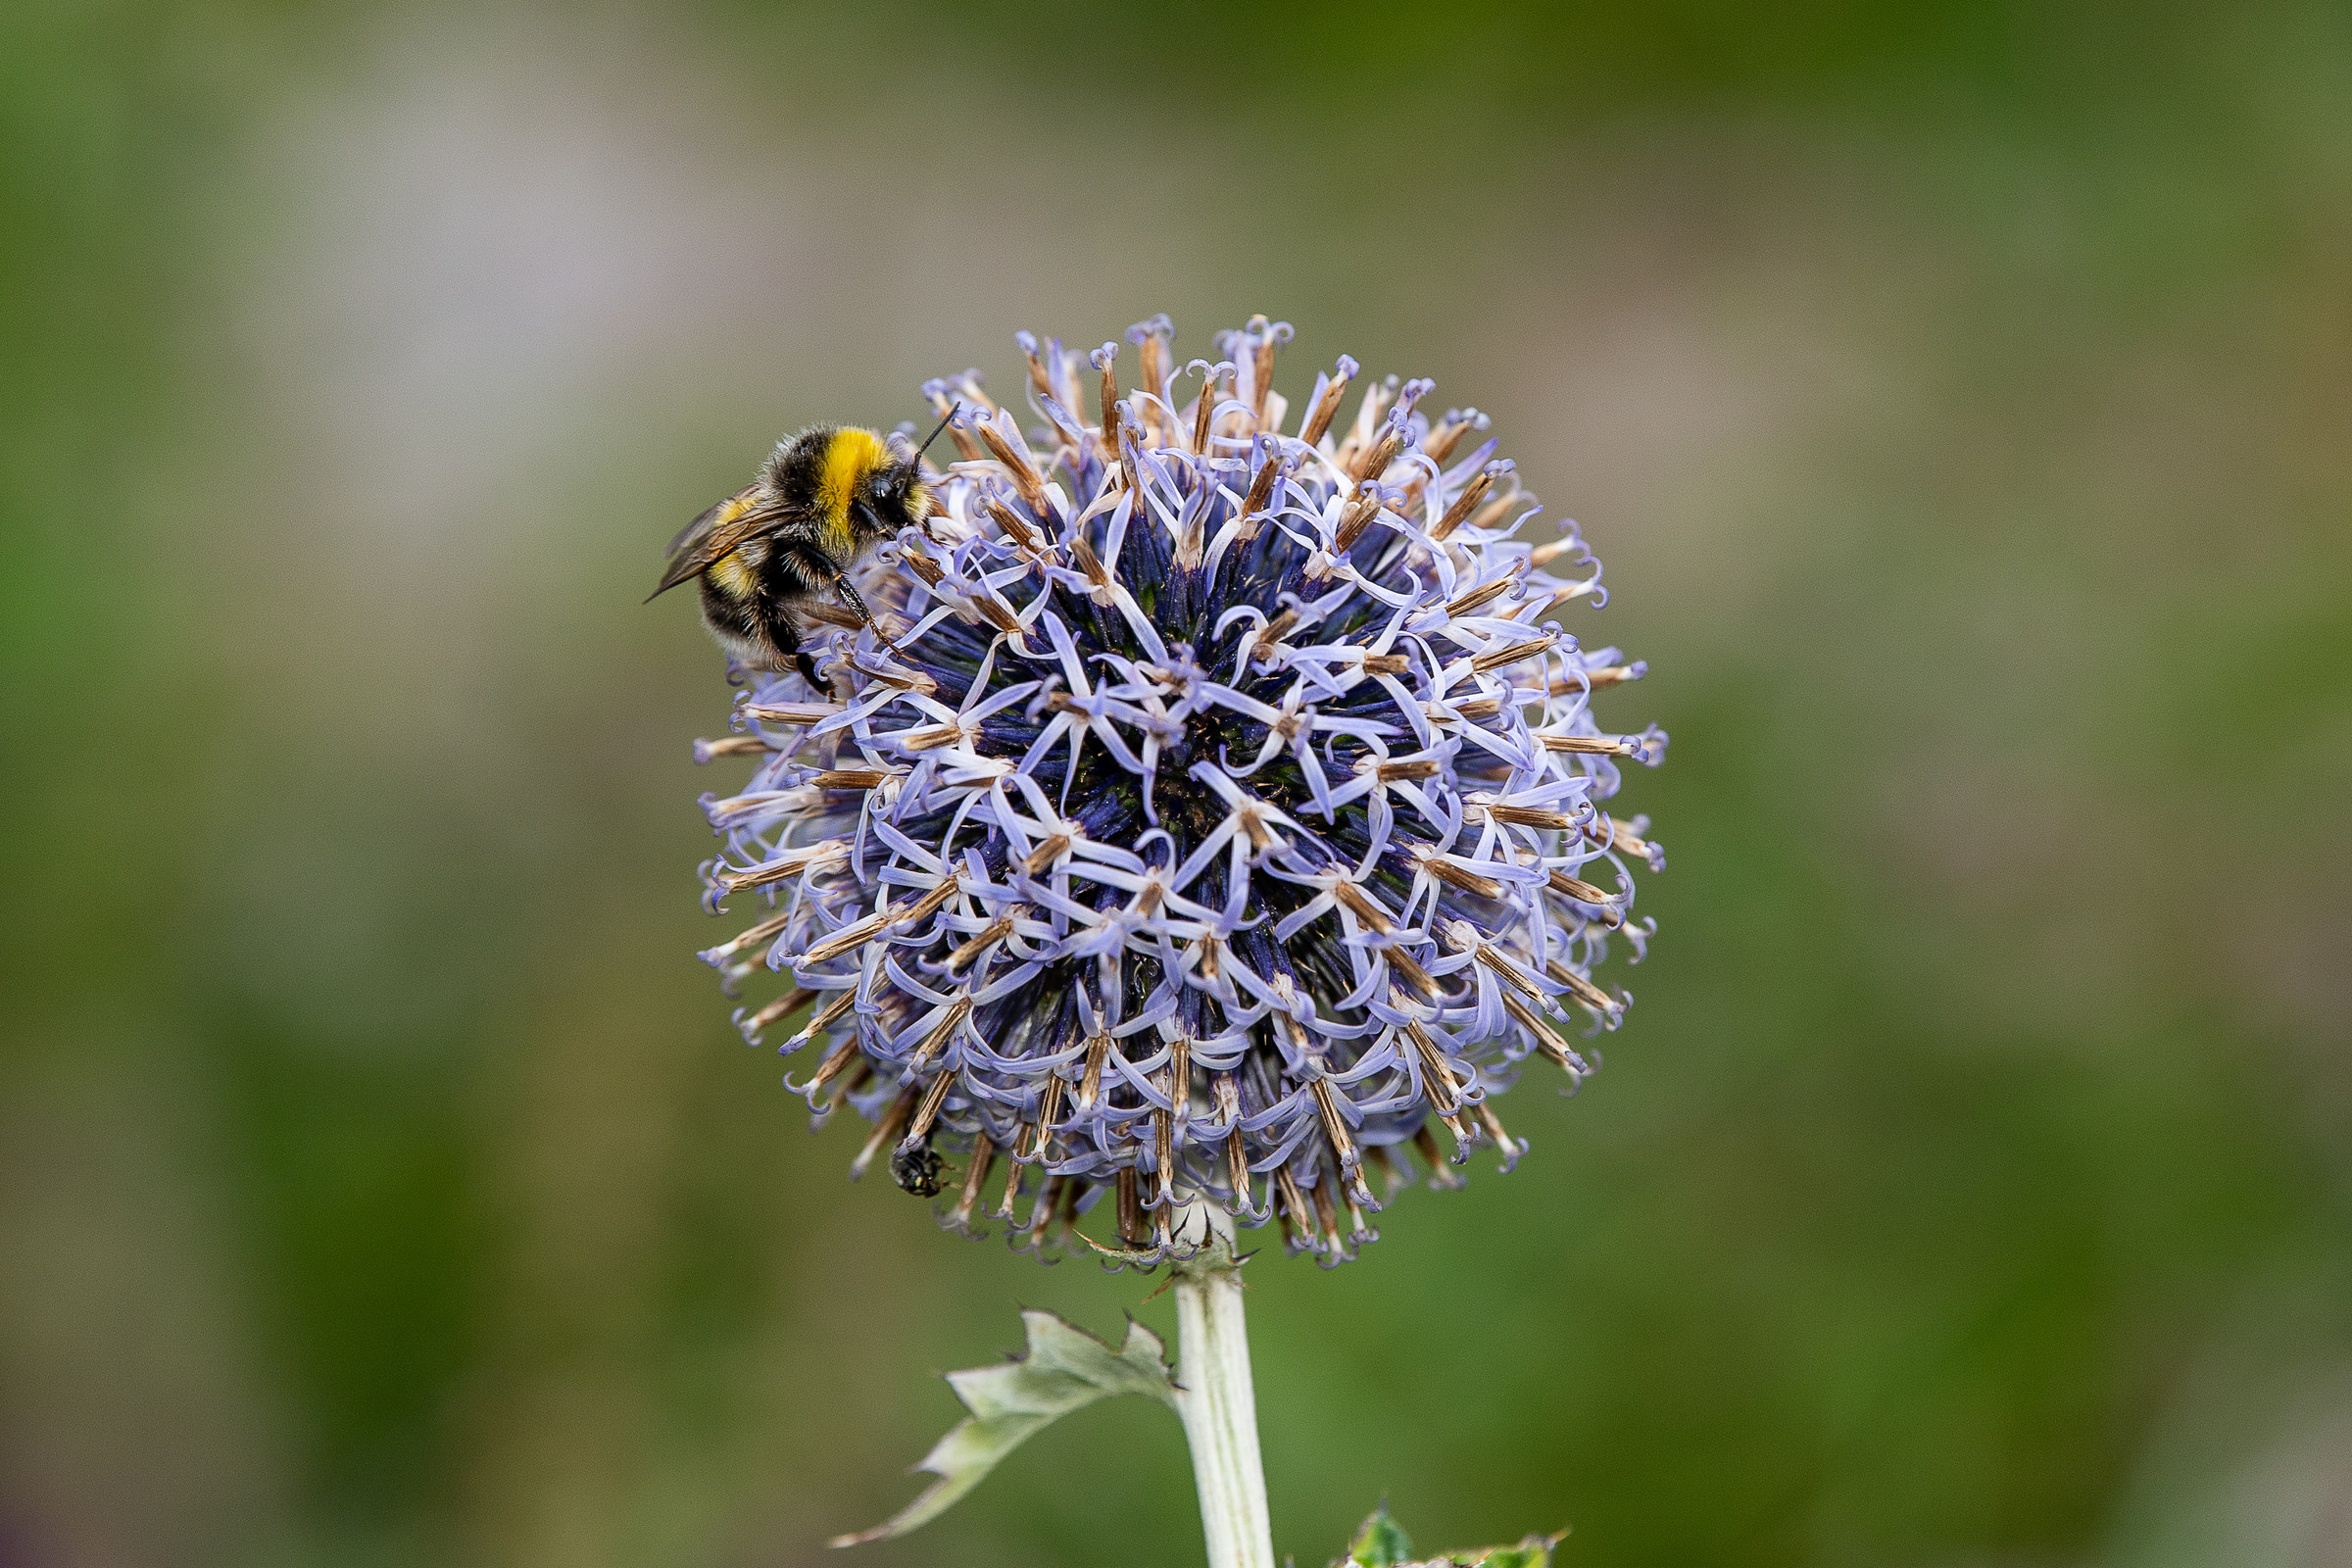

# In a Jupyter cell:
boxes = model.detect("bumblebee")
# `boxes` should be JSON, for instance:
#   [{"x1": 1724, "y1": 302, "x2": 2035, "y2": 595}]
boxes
[{"x1": 651, "y1": 411, "x2": 954, "y2": 686}]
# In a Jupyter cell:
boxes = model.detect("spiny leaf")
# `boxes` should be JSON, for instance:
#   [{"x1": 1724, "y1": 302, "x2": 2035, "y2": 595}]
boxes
[
  {"x1": 1345, "y1": 1505, "x2": 1415, "y2": 1565},
  {"x1": 1335, "y1": 1510, "x2": 1565, "y2": 1568},
  {"x1": 830, "y1": 1308, "x2": 1177, "y2": 1546}
]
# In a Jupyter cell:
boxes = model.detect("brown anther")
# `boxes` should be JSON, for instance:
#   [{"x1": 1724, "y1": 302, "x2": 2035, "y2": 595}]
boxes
[
  {"x1": 1153, "y1": 1095, "x2": 1176, "y2": 1207},
  {"x1": 1551, "y1": 665, "x2": 1640, "y2": 694},
  {"x1": 1134, "y1": 880, "x2": 1165, "y2": 917},
  {"x1": 1543, "y1": 733, "x2": 1638, "y2": 757},
  {"x1": 1098, "y1": 353, "x2": 1122, "y2": 463},
  {"x1": 1373, "y1": 759, "x2": 1440, "y2": 783},
  {"x1": 1191, "y1": 366, "x2": 1219, "y2": 456},
  {"x1": 1330, "y1": 878, "x2": 1396, "y2": 933},
  {"x1": 1413, "y1": 1122, "x2": 1467, "y2": 1187},
  {"x1": 1446, "y1": 695, "x2": 1505, "y2": 719},
  {"x1": 1430, "y1": 470, "x2": 1495, "y2": 542},
  {"x1": 1275, "y1": 1164, "x2": 1321, "y2": 1252},
  {"x1": 1307, "y1": 1081, "x2": 1364, "y2": 1175},
  {"x1": 1299, "y1": 362, "x2": 1355, "y2": 447},
  {"x1": 1446, "y1": 577, "x2": 1519, "y2": 618},
  {"x1": 1592, "y1": 815, "x2": 1659, "y2": 862},
  {"x1": 720, "y1": 839, "x2": 850, "y2": 895},
  {"x1": 1068, "y1": 535, "x2": 1113, "y2": 591},
  {"x1": 1416, "y1": 849, "x2": 1505, "y2": 901},
  {"x1": 1020, "y1": 336, "x2": 1054, "y2": 399},
  {"x1": 904, "y1": 1066, "x2": 956, "y2": 1146},
  {"x1": 1137, "y1": 328, "x2": 1173, "y2": 434},
  {"x1": 1526, "y1": 536, "x2": 1580, "y2": 568},
  {"x1": 861, "y1": 665, "x2": 940, "y2": 697},
  {"x1": 1248, "y1": 315, "x2": 1277, "y2": 429},
  {"x1": 1023, "y1": 834, "x2": 1071, "y2": 875},
  {"x1": 1475, "y1": 1102, "x2": 1521, "y2": 1160},
  {"x1": 799, "y1": 908, "x2": 888, "y2": 964},
  {"x1": 1422, "y1": 416, "x2": 1478, "y2": 466},
  {"x1": 1545, "y1": 959, "x2": 1620, "y2": 1013},
  {"x1": 993, "y1": 1160, "x2": 1025, "y2": 1220},
  {"x1": 955, "y1": 1133, "x2": 997, "y2": 1228},
  {"x1": 709, "y1": 910, "x2": 792, "y2": 963},
  {"x1": 1115, "y1": 1166, "x2": 1145, "y2": 1247},
  {"x1": 1309, "y1": 1179, "x2": 1347, "y2": 1259},
  {"x1": 807, "y1": 986, "x2": 859, "y2": 1035},
  {"x1": 1402, "y1": 1018, "x2": 1465, "y2": 1109},
  {"x1": 1386, "y1": 945, "x2": 1439, "y2": 1001},
  {"x1": 1333, "y1": 378, "x2": 1395, "y2": 471},
  {"x1": 851, "y1": 1086, "x2": 919, "y2": 1181},
  {"x1": 985, "y1": 499, "x2": 1042, "y2": 553},
  {"x1": 1348, "y1": 422, "x2": 1405, "y2": 485},
  {"x1": 1254, "y1": 609, "x2": 1298, "y2": 651},
  {"x1": 945, "y1": 915, "x2": 1016, "y2": 974},
  {"x1": 1488, "y1": 804, "x2": 1575, "y2": 830},
  {"x1": 897, "y1": 874, "x2": 964, "y2": 932},
  {"x1": 1471, "y1": 633, "x2": 1557, "y2": 674},
  {"x1": 1025, "y1": 1173, "x2": 1064, "y2": 1245},
  {"x1": 811, "y1": 768, "x2": 888, "y2": 791},
  {"x1": 1360, "y1": 652, "x2": 1409, "y2": 676},
  {"x1": 1215, "y1": 1073, "x2": 1250, "y2": 1208},
  {"x1": 1240, "y1": 453, "x2": 1283, "y2": 526},
  {"x1": 804, "y1": 1037, "x2": 864, "y2": 1110},
  {"x1": 741, "y1": 701, "x2": 848, "y2": 727},
  {"x1": 901, "y1": 550, "x2": 945, "y2": 588},
  {"x1": 1466, "y1": 488, "x2": 1526, "y2": 534},
  {"x1": 946, "y1": 416, "x2": 986, "y2": 464},
  {"x1": 1331, "y1": 488, "x2": 1387, "y2": 554},
  {"x1": 903, "y1": 722, "x2": 967, "y2": 753},
  {"x1": 1027, "y1": 1072, "x2": 1066, "y2": 1160},
  {"x1": 740, "y1": 985, "x2": 813, "y2": 1035},
  {"x1": 1079, "y1": 1033, "x2": 1111, "y2": 1108},
  {"x1": 1474, "y1": 945, "x2": 1547, "y2": 1002},
  {"x1": 971, "y1": 593, "x2": 1024, "y2": 635},
  {"x1": 907, "y1": 997, "x2": 972, "y2": 1067},
  {"x1": 695, "y1": 734, "x2": 774, "y2": 759},
  {"x1": 1501, "y1": 992, "x2": 1580, "y2": 1073},
  {"x1": 1546, "y1": 869, "x2": 1619, "y2": 907},
  {"x1": 975, "y1": 419, "x2": 1047, "y2": 511}
]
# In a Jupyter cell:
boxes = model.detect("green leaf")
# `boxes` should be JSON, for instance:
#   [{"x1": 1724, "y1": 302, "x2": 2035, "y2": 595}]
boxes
[
  {"x1": 1428, "y1": 1532, "x2": 1564, "y2": 1567},
  {"x1": 830, "y1": 1308, "x2": 1178, "y2": 1547},
  {"x1": 1345, "y1": 1505, "x2": 1416, "y2": 1566},
  {"x1": 1335, "y1": 1511, "x2": 1565, "y2": 1568}
]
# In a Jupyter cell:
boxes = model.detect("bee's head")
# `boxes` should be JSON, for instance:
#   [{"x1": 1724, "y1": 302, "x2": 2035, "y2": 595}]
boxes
[{"x1": 858, "y1": 402, "x2": 957, "y2": 540}]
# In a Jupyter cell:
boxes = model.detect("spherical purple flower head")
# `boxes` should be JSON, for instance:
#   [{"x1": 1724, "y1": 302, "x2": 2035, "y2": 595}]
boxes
[{"x1": 691, "y1": 316, "x2": 1665, "y2": 1265}]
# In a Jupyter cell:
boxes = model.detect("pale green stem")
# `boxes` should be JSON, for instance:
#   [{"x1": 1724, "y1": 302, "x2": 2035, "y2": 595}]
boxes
[{"x1": 1170, "y1": 1202, "x2": 1275, "y2": 1568}]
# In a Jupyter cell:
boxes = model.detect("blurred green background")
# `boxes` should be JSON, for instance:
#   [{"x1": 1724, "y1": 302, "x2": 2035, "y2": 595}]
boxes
[{"x1": 5, "y1": 2, "x2": 2350, "y2": 1564}]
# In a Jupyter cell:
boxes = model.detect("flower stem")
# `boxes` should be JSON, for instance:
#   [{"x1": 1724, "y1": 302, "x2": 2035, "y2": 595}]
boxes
[{"x1": 1171, "y1": 1202, "x2": 1275, "y2": 1568}]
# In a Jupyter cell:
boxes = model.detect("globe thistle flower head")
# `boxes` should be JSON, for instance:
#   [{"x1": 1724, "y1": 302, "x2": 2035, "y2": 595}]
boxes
[{"x1": 690, "y1": 316, "x2": 1665, "y2": 1265}]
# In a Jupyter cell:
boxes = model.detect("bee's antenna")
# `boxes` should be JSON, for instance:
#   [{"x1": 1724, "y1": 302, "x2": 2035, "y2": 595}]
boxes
[{"x1": 906, "y1": 402, "x2": 959, "y2": 474}]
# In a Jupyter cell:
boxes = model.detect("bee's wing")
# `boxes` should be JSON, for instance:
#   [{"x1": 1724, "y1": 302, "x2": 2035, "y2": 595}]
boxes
[{"x1": 648, "y1": 487, "x2": 805, "y2": 601}]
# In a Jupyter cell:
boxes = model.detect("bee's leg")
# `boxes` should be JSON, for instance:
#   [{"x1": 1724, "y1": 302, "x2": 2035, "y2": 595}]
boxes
[
  {"x1": 831, "y1": 575, "x2": 906, "y2": 660},
  {"x1": 766, "y1": 609, "x2": 827, "y2": 693}
]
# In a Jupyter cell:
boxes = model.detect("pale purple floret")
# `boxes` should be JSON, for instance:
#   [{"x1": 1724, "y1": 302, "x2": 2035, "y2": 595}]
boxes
[{"x1": 689, "y1": 316, "x2": 1665, "y2": 1264}]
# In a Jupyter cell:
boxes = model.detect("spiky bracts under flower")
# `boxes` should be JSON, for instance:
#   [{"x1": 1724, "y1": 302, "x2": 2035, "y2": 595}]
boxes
[{"x1": 689, "y1": 315, "x2": 1665, "y2": 1265}]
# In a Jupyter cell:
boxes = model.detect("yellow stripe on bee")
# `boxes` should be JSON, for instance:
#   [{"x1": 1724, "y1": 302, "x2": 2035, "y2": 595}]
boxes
[
  {"x1": 817, "y1": 427, "x2": 889, "y2": 562},
  {"x1": 709, "y1": 550, "x2": 756, "y2": 597}
]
